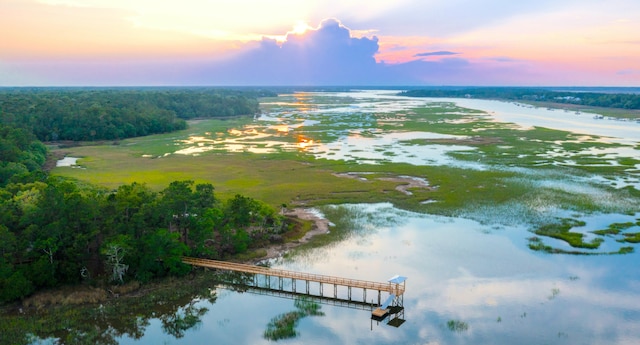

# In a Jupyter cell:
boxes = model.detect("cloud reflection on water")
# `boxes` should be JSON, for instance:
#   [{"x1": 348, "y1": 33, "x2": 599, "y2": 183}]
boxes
[{"x1": 271, "y1": 203, "x2": 640, "y2": 344}]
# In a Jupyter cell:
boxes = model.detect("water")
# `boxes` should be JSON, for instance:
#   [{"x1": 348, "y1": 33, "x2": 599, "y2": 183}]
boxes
[
  {"x1": 307, "y1": 131, "x2": 481, "y2": 167},
  {"x1": 447, "y1": 97, "x2": 640, "y2": 145},
  {"x1": 170, "y1": 90, "x2": 640, "y2": 165},
  {"x1": 60, "y1": 90, "x2": 640, "y2": 344},
  {"x1": 117, "y1": 204, "x2": 640, "y2": 344},
  {"x1": 55, "y1": 156, "x2": 78, "y2": 167}
]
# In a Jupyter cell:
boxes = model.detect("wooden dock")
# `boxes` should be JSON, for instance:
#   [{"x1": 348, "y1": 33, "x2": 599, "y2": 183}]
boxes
[
  {"x1": 181, "y1": 257, "x2": 405, "y2": 302},
  {"x1": 182, "y1": 257, "x2": 406, "y2": 322}
]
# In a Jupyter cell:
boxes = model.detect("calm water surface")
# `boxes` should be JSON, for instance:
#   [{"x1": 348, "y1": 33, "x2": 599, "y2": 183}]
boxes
[
  {"x1": 116, "y1": 91, "x2": 640, "y2": 344},
  {"x1": 117, "y1": 204, "x2": 640, "y2": 344}
]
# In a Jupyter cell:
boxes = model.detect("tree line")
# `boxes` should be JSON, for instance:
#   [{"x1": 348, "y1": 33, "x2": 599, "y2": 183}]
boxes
[
  {"x1": 0, "y1": 175, "x2": 287, "y2": 304},
  {"x1": 0, "y1": 88, "x2": 274, "y2": 142},
  {"x1": 400, "y1": 87, "x2": 640, "y2": 110},
  {"x1": 0, "y1": 88, "x2": 289, "y2": 304}
]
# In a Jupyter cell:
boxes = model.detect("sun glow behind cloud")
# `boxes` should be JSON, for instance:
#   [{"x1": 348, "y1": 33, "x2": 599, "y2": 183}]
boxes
[
  {"x1": 34, "y1": 0, "x2": 317, "y2": 41},
  {"x1": 291, "y1": 21, "x2": 313, "y2": 35},
  {"x1": 265, "y1": 20, "x2": 315, "y2": 43},
  {"x1": 2, "y1": 0, "x2": 639, "y2": 85}
]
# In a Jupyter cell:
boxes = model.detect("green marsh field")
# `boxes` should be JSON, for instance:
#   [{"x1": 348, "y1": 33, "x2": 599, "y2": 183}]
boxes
[{"x1": 52, "y1": 90, "x2": 640, "y2": 254}]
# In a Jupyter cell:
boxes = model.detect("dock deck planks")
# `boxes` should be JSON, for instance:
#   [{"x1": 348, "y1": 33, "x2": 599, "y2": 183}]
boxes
[{"x1": 181, "y1": 256, "x2": 405, "y2": 295}]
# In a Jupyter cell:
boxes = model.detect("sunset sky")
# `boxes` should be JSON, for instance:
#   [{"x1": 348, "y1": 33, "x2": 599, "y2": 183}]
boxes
[{"x1": 1, "y1": 0, "x2": 639, "y2": 86}]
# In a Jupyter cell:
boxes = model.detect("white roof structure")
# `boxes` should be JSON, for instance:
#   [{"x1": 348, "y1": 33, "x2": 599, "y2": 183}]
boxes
[{"x1": 388, "y1": 275, "x2": 407, "y2": 284}]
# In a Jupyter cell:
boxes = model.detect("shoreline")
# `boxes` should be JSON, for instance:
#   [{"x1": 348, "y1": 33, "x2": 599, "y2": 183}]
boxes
[
  {"x1": 9, "y1": 208, "x2": 331, "y2": 311},
  {"x1": 257, "y1": 207, "x2": 331, "y2": 262}
]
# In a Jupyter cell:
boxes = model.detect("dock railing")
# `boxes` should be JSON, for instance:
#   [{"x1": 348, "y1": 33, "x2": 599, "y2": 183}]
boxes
[{"x1": 181, "y1": 257, "x2": 405, "y2": 296}]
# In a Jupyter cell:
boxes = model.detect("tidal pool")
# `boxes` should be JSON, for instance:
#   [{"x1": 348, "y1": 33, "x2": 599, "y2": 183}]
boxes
[
  {"x1": 307, "y1": 130, "x2": 481, "y2": 167},
  {"x1": 55, "y1": 156, "x2": 79, "y2": 167}
]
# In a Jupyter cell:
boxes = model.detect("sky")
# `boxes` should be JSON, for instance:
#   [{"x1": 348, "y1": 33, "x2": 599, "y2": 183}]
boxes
[{"x1": 1, "y1": 0, "x2": 639, "y2": 86}]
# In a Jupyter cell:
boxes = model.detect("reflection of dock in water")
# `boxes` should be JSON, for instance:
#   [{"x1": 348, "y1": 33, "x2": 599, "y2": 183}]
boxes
[
  {"x1": 370, "y1": 276, "x2": 407, "y2": 328},
  {"x1": 220, "y1": 283, "x2": 379, "y2": 311},
  {"x1": 182, "y1": 257, "x2": 407, "y2": 327}
]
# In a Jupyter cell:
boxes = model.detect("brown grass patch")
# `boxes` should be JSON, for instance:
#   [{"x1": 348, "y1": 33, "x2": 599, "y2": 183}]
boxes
[
  {"x1": 282, "y1": 216, "x2": 310, "y2": 242},
  {"x1": 110, "y1": 281, "x2": 141, "y2": 296},
  {"x1": 23, "y1": 286, "x2": 108, "y2": 309}
]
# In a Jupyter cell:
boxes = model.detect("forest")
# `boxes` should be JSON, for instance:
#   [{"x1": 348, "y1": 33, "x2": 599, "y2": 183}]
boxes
[
  {"x1": 0, "y1": 88, "x2": 274, "y2": 141},
  {"x1": 0, "y1": 89, "x2": 288, "y2": 305},
  {"x1": 400, "y1": 87, "x2": 640, "y2": 109}
]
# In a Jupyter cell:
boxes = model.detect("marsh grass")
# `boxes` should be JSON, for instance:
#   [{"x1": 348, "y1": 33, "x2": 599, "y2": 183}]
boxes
[
  {"x1": 51, "y1": 98, "x2": 640, "y2": 255},
  {"x1": 623, "y1": 233, "x2": 640, "y2": 243},
  {"x1": 591, "y1": 221, "x2": 640, "y2": 244},
  {"x1": 282, "y1": 217, "x2": 313, "y2": 242},
  {"x1": 22, "y1": 286, "x2": 108, "y2": 309},
  {"x1": 593, "y1": 228, "x2": 622, "y2": 236},
  {"x1": 528, "y1": 236, "x2": 635, "y2": 255},
  {"x1": 233, "y1": 249, "x2": 269, "y2": 262},
  {"x1": 51, "y1": 107, "x2": 636, "y2": 214},
  {"x1": 533, "y1": 218, "x2": 605, "y2": 249},
  {"x1": 286, "y1": 205, "x2": 365, "y2": 254}
]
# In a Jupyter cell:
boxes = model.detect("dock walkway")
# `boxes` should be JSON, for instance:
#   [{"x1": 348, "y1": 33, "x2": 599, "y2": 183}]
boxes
[{"x1": 181, "y1": 256, "x2": 405, "y2": 296}]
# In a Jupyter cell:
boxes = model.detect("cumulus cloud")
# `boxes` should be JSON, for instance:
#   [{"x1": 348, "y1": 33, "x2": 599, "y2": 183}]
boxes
[
  {"x1": 199, "y1": 19, "x2": 382, "y2": 85},
  {"x1": 195, "y1": 19, "x2": 528, "y2": 86},
  {"x1": 198, "y1": 19, "x2": 513, "y2": 86}
]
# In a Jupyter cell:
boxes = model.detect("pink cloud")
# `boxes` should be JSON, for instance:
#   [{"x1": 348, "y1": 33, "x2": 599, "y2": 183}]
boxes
[{"x1": 2, "y1": 15, "x2": 635, "y2": 86}]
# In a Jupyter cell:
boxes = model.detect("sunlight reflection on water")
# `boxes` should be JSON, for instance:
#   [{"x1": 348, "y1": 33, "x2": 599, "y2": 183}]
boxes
[{"x1": 168, "y1": 90, "x2": 639, "y2": 180}]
